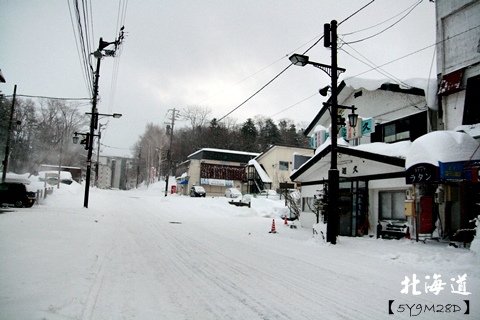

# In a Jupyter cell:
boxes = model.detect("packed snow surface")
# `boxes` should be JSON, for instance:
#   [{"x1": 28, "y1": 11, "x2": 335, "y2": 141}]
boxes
[{"x1": 1, "y1": 180, "x2": 479, "y2": 319}]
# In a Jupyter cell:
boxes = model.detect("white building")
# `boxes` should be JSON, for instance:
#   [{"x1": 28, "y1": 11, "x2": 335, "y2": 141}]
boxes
[
  {"x1": 435, "y1": 0, "x2": 480, "y2": 134},
  {"x1": 96, "y1": 156, "x2": 134, "y2": 190},
  {"x1": 292, "y1": 79, "x2": 434, "y2": 238}
]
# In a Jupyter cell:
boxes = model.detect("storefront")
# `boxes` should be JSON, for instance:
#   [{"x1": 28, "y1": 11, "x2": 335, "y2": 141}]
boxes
[
  {"x1": 405, "y1": 131, "x2": 480, "y2": 243},
  {"x1": 291, "y1": 140, "x2": 409, "y2": 237}
]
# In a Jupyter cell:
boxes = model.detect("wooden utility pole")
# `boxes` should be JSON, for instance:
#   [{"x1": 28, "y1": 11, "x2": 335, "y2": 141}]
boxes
[
  {"x1": 2, "y1": 84, "x2": 17, "y2": 183},
  {"x1": 164, "y1": 108, "x2": 179, "y2": 196}
]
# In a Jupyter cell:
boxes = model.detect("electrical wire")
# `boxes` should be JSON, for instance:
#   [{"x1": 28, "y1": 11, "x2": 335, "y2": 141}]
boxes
[
  {"x1": 14, "y1": 94, "x2": 91, "y2": 101},
  {"x1": 216, "y1": 1, "x2": 377, "y2": 122},
  {"x1": 341, "y1": 0, "x2": 419, "y2": 34},
  {"x1": 67, "y1": 0, "x2": 93, "y2": 97},
  {"x1": 338, "y1": 0, "x2": 376, "y2": 27},
  {"x1": 269, "y1": 93, "x2": 318, "y2": 118},
  {"x1": 340, "y1": 41, "x2": 412, "y2": 88},
  {"x1": 76, "y1": 0, "x2": 94, "y2": 93},
  {"x1": 108, "y1": 0, "x2": 128, "y2": 113},
  {"x1": 342, "y1": 0, "x2": 423, "y2": 45}
]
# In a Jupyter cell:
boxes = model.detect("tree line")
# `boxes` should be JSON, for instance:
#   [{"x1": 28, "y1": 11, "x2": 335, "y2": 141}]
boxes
[
  {"x1": 0, "y1": 96, "x2": 89, "y2": 175},
  {"x1": 1, "y1": 99, "x2": 310, "y2": 185},
  {"x1": 133, "y1": 106, "x2": 310, "y2": 183}
]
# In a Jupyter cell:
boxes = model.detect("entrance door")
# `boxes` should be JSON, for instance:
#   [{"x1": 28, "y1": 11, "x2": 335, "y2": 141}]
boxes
[{"x1": 338, "y1": 181, "x2": 367, "y2": 236}]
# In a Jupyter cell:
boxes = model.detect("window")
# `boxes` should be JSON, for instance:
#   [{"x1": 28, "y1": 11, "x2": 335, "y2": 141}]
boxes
[
  {"x1": 371, "y1": 111, "x2": 427, "y2": 143},
  {"x1": 279, "y1": 161, "x2": 289, "y2": 171},
  {"x1": 379, "y1": 191, "x2": 405, "y2": 220},
  {"x1": 383, "y1": 118, "x2": 410, "y2": 143},
  {"x1": 463, "y1": 75, "x2": 480, "y2": 125}
]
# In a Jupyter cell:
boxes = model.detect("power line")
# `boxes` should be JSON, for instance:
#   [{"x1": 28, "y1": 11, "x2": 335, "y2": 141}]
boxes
[
  {"x1": 216, "y1": 0, "x2": 376, "y2": 122},
  {"x1": 344, "y1": 24, "x2": 480, "y2": 80},
  {"x1": 342, "y1": 0, "x2": 422, "y2": 45},
  {"x1": 340, "y1": 42, "x2": 412, "y2": 88},
  {"x1": 108, "y1": 0, "x2": 128, "y2": 113},
  {"x1": 341, "y1": 0, "x2": 420, "y2": 35},
  {"x1": 7, "y1": 94, "x2": 91, "y2": 101},
  {"x1": 67, "y1": 0, "x2": 93, "y2": 97},
  {"x1": 271, "y1": 23, "x2": 478, "y2": 120},
  {"x1": 338, "y1": 0, "x2": 376, "y2": 27},
  {"x1": 268, "y1": 93, "x2": 317, "y2": 119}
]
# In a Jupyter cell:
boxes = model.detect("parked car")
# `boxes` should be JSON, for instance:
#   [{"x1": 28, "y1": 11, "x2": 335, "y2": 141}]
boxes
[
  {"x1": 190, "y1": 186, "x2": 206, "y2": 197},
  {"x1": 257, "y1": 189, "x2": 280, "y2": 199},
  {"x1": 0, "y1": 182, "x2": 36, "y2": 208},
  {"x1": 377, "y1": 220, "x2": 409, "y2": 239},
  {"x1": 225, "y1": 188, "x2": 242, "y2": 198}
]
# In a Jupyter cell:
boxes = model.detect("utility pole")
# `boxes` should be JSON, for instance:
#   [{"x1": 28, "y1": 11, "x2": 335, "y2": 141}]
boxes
[
  {"x1": 84, "y1": 27, "x2": 125, "y2": 208},
  {"x1": 2, "y1": 84, "x2": 17, "y2": 183},
  {"x1": 325, "y1": 20, "x2": 340, "y2": 244},
  {"x1": 164, "y1": 108, "x2": 179, "y2": 196}
]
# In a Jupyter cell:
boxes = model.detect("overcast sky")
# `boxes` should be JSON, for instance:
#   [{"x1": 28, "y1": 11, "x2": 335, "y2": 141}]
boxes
[{"x1": 1, "y1": 0, "x2": 437, "y2": 157}]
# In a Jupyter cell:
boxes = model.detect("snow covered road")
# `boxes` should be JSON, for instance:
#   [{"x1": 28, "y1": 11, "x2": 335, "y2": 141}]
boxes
[{"x1": 1, "y1": 182, "x2": 479, "y2": 319}]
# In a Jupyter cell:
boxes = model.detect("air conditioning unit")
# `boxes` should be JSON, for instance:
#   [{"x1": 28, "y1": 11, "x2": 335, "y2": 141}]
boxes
[{"x1": 405, "y1": 188, "x2": 414, "y2": 200}]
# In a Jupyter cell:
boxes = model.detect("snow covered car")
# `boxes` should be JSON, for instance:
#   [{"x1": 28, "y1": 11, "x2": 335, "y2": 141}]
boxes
[
  {"x1": 190, "y1": 186, "x2": 206, "y2": 197},
  {"x1": 257, "y1": 189, "x2": 280, "y2": 199},
  {"x1": 377, "y1": 220, "x2": 409, "y2": 239},
  {"x1": 225, "y1": 188, "x2": 242, "y2": 198},
  {"x1": 0, "y1": 182, "x2": 36, "y2": 208}
]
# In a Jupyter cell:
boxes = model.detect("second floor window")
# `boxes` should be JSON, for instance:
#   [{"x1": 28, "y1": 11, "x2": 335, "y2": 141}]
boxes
[{"x1": 279, "y1": 161, "x2": 289, "y2": 171}]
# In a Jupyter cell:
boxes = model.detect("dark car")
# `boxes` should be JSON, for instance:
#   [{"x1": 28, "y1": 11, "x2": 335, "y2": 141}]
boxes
[
  {"x1": 190, "y1": 186, "x2": 206, "y2": 197},
  {"x1": 0, "y1": 182, "x2": 36, "y2": 208}
]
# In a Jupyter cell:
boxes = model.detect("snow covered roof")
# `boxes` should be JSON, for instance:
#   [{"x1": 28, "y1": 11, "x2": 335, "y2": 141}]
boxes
[
  {"x1": 305, "y1": 77, "x2": 437, "y2": 137},
  {"x1": 188, "y1": 148, "x2": 260, "y2": 159},
  {"x1": 406, "y1": 131, "x2": 480, "y2": 169},
  {"x1": 247, "y1": 159, "x2": 272, "y2": 183},
  {"x1": 342, "y1": 78, "x2": 437, "y2": 110},
  {"x1": 455, "y1": 124, "x2": 480, "y2": 138},
  {"x1": 315, "y1": 137, "x2": 351, "y2": 155},
  {"x1": 352, "y1": 141, "x2": 411, "y2": 159},
  {"x1": 291, "y1": 139, "x2": 407, "y2": 181},
  {"x1": 38, "y1": 171, "x2": 73, "y2": 180},
  {"x1": 3, "y1": 173, "x2": 31, "y2": 184}
]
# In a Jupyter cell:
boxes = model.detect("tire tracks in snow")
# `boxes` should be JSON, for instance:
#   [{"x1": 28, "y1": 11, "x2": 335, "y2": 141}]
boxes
[{"x1": 139, "y1": 210, "x2": 371, "y2": 319}]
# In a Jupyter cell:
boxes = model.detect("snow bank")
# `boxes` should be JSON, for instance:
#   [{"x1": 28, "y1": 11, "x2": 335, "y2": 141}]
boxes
[{"x1": 470, "y1": 216, "x2": 480, "y2": 254}]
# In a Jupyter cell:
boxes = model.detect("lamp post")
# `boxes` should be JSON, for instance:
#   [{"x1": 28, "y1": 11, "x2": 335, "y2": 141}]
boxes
[
  {"x1": 75, "y1": 112, "x2": 121, "y2": 208},
  {"x1": 289, "y1": 20, "x2": 358, "y2": 244}
]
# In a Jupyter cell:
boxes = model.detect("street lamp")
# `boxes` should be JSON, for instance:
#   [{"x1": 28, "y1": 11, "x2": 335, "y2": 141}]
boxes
[
  {"x1": 289, "y1": 20, "x2": 354, "y2": 244},
  {"x1": 73, "y1": 132, "x2": 99, "y2": 150},
  {"x1": 81, "y1": 111, "x2": 122, "y2": 208}
]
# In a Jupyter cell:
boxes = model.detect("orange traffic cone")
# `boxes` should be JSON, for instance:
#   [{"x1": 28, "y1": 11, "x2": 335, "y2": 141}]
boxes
[
  {"x1": 269, "y1": 219, "x2": 277, "y2": 233},
  {"x1": 284, "y1": 216, "x2": 288, "y2": 225}
]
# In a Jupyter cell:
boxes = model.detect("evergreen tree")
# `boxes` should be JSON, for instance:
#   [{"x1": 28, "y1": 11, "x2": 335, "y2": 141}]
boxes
[
  {"x1": 240, "y1": 118, "x2": 258, "y2": 152},
  {"x1": 259, "y1": 118, "x2": 280, "y2": 150}
]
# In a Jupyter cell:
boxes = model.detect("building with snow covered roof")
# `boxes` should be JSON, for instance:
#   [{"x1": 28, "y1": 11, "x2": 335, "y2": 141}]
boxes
[
  {"x1": 245, "y1": 145, "x2": 313, "y2": 194},
  {"x1": 293, "y1": 78, "x2": 433, "y2": 238},
  {"x1": 175, "y1": 148, "x2": 260, "y2": 197},
  {"x1": 435, "y1": 0, "x2": 480, "y2": 134}
]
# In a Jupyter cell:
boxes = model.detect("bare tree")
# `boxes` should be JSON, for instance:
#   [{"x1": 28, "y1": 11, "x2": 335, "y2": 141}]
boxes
[
  {"x1": 182, "y1": 105, "x2": 211, "y2": 129},
  {"x1": 133, "y1": 123, "x2": 168, "y2": 186}
]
